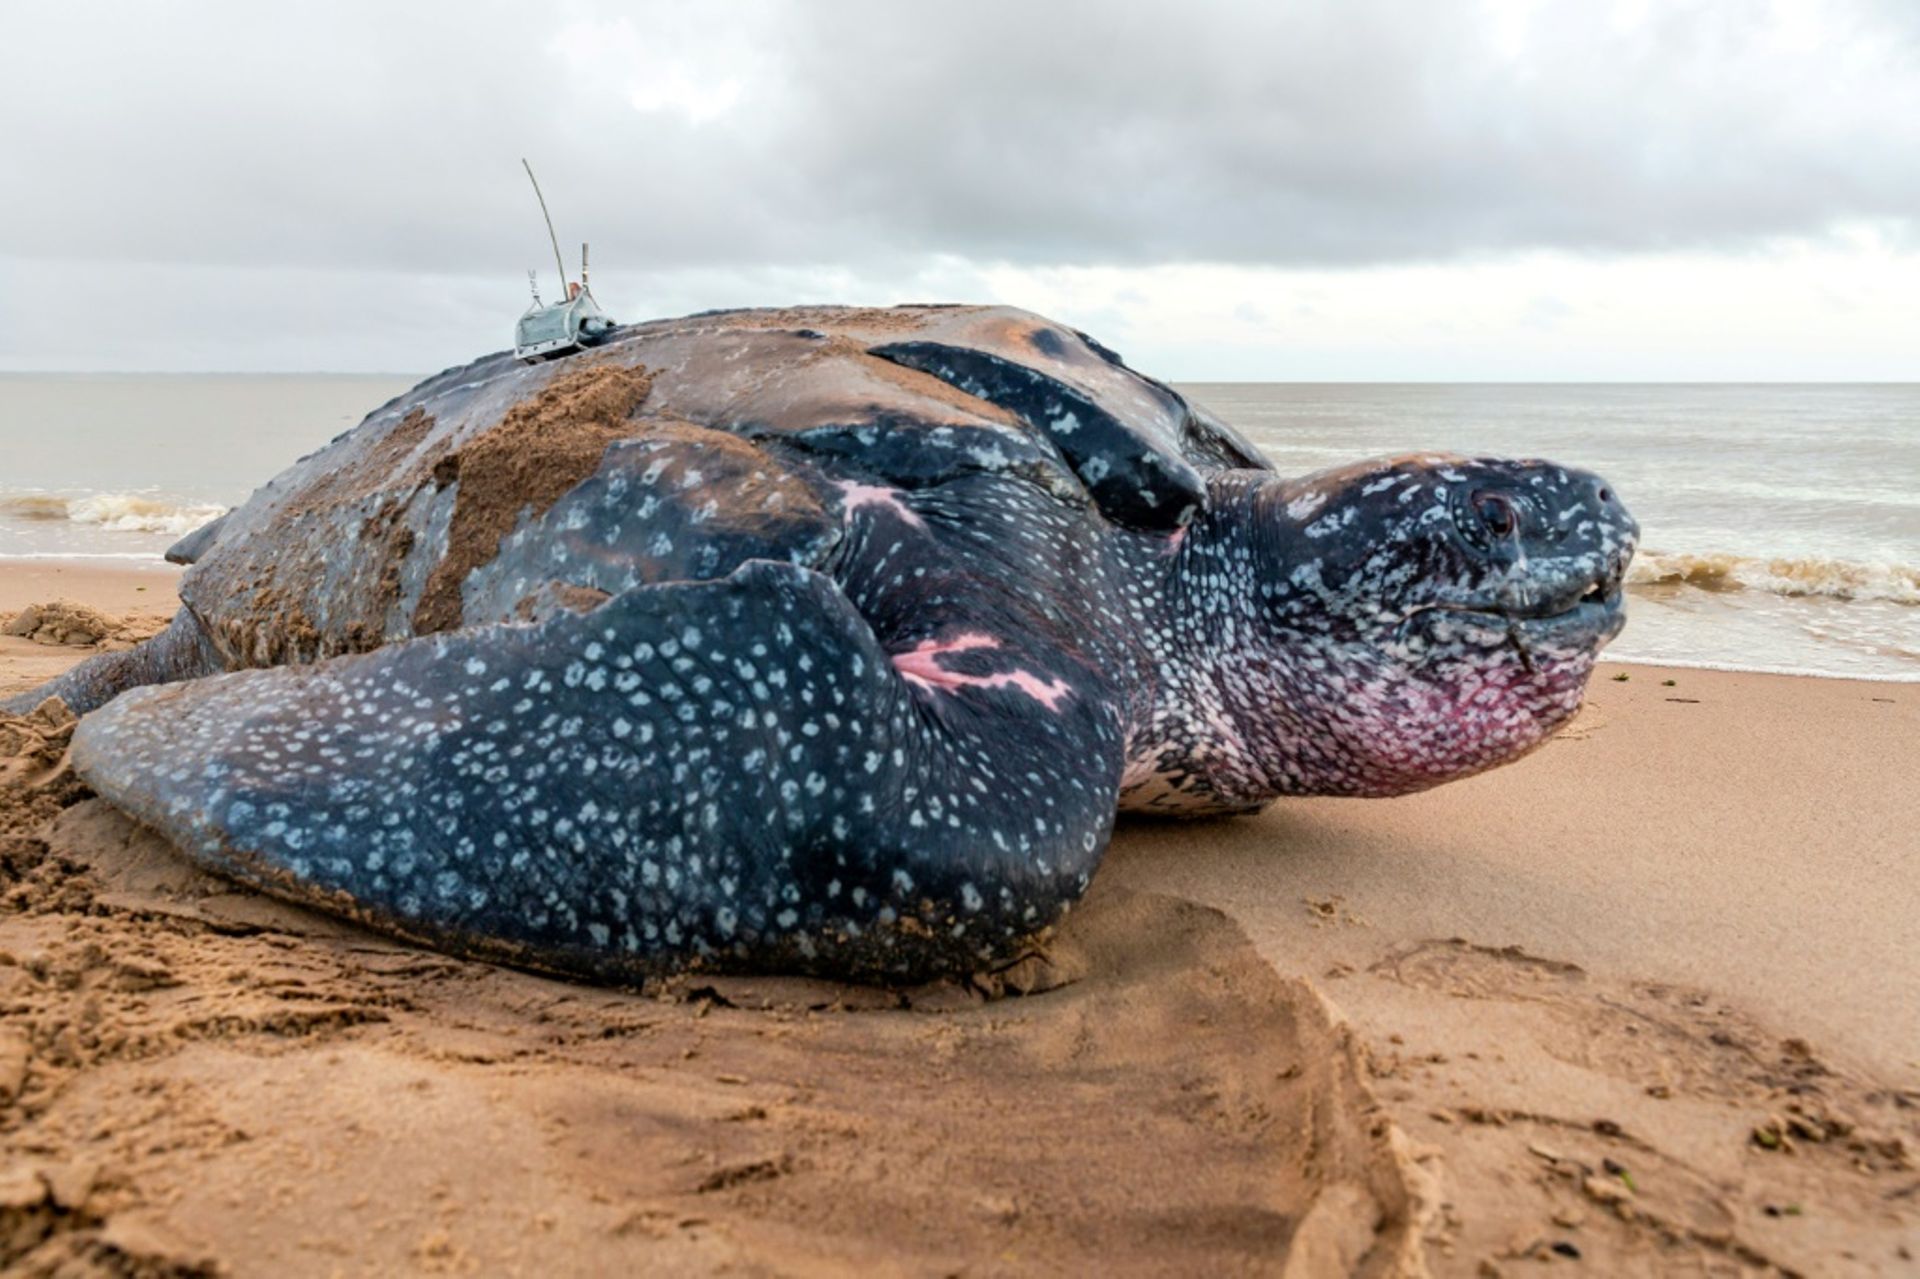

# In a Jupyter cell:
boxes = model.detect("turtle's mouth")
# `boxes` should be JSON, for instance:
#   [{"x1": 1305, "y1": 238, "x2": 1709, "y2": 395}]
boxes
[{"x1": 1397, "y1": 570, "x2": 1627, "y2": 672}]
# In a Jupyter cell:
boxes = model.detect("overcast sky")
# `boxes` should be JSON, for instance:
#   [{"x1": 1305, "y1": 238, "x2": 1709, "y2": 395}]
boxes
[{"x1": 3, "y1": 0, "x2": 1917, "y2": 379}]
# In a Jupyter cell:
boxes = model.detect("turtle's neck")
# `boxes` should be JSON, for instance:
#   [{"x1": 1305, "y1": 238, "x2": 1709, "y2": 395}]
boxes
[{"x1": 1116, "y1": 471, "x2": 1295, "y2": 814}]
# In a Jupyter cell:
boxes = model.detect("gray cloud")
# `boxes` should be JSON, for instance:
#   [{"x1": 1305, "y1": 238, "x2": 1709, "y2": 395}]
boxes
[
  {"x1": 2, "y1": 1, "x2": 1916, "y2": 370},
  {"x1": 9, "y1": 1, "x2": 1918, "y2": 270}
]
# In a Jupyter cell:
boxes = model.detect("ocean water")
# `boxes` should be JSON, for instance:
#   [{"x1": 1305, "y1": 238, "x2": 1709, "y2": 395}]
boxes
[{"x1": 1, "y1": 374, "x2": 1915, "y2": 680}]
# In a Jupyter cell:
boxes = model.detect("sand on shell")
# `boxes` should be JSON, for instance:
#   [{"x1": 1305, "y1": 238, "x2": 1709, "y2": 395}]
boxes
[{"x1": 2, "y1": 562, "x2": 1916, "y2": 1277}]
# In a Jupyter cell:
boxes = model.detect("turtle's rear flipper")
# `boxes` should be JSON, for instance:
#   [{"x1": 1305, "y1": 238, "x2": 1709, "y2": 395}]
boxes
[
  {"x1": 0, "y1": 608, "x2": 222, "y2": 716},
  {"x1": 69, "y1": 562, "x2": 1122, "y2": 983}
]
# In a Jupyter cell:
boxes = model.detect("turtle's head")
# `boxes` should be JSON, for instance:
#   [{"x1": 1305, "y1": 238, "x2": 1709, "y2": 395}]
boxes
[{"x1": 1214, "y1": 454, "x2": 1636, "y2": 797}]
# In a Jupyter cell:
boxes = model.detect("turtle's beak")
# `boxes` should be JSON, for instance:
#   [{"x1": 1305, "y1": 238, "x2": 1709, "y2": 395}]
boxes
[
  {"x1": 1452, "y1": 463, "x2": 1635, "y2": 626},
  {"x1": 1399, "y1": 461, "x2": 1637, "y2": 668}
]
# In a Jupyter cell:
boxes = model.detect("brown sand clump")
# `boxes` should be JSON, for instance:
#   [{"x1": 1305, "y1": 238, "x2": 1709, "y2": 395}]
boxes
[
  {"x1": 513, "y1": 581, "x2": 612, "y2": 622},
  {"x1": 0, "y1": 1163, "x2": 220, "y2": 1279},
  {"x1": 0, "y1": 699, "x2": 94, "y2": 924},
  {"x1": 1, "y1": 602, "x2": 162, "y2": 651},
  {"x1": 2, "y1": 698, "x2": 82, "y2": 842},
  {"x1": 0, "y1": 798, "x2": 1428, "y2": 1277},
  {"x1": 0, "y1": 699, "x2": 75, "y2": 778},
  {"x1": 412, "y1": 362, "x2": 654, "y2": 633}
]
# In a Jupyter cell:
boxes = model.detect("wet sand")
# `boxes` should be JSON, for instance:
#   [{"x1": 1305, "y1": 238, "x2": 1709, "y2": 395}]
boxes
[{"x1": 2, "y1": 563, "x2": 1915, "y2": 1276}]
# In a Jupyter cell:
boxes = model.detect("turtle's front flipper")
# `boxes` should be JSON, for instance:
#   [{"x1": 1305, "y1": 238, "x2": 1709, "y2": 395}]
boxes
[
  {"x1": 1, "y1": 608, "x2": 223, "y2": 716},
  {"x1": 69, "y1": 563, "x2": 1123, "y2": 983}
]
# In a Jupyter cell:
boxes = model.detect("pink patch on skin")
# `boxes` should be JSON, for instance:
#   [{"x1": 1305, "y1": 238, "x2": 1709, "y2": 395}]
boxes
[
  {"x1": 836, "y1": 480, "x2": 924, "y2": 528},
  {"x1": 1164, "y1": 526, "x2": 1188, "y2": 554},
  {"x1": 890, "y1": 632, "x2": 1073, "y2": 711}
]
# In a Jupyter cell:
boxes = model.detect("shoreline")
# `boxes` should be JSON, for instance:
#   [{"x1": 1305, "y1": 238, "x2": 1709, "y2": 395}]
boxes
[{"x1": 1608, "y1": 651, "x2": 1920, "y2": 683}]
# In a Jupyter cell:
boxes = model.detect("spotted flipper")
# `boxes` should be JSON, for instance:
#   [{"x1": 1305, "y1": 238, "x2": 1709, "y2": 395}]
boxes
[{"x1": 69, "y1": 562, "x2": 1124, "y2": 982}]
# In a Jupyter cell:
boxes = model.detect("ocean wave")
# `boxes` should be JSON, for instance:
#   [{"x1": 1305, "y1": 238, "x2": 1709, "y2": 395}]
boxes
[
  {"x1": 1629, "y1": 551, "x2": 1920, "y2": 606},
  {"x1": 0, "y1": 492, "x2": 224, "y2": 537}
]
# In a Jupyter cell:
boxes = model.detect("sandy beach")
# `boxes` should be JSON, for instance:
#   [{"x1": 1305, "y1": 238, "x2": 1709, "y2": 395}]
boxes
[{"x1": 2, "y1": 562, "x2": 1914, "y2": 1276}]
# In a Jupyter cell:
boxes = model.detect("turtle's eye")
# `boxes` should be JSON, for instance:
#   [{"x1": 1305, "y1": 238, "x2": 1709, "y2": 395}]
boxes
[{"x1": 1472, "y1": 491, "x2": 1517, "y2": 539}]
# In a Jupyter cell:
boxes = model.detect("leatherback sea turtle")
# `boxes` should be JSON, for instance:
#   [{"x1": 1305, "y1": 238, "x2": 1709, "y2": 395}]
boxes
[{"x1": 11, "y1": 306, "x2": 1636, "y2": 981}]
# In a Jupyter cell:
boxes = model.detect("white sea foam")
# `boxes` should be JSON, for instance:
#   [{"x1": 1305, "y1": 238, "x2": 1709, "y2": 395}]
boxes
[
  {"x1": 0, "y1": 492, "x2": 225, "y2": 538},
  {"x1": 1628, "y1": 551, "x2": 1920, "y2": 607}
]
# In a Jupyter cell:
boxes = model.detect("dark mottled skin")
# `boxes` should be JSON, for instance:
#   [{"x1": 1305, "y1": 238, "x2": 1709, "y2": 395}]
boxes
[{"x1": 11, "y1": 305, "x2": 1638, "y2": 982}]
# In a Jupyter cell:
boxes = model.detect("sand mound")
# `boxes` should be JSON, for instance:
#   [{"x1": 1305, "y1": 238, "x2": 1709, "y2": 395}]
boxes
[
  {"x1": 0, "y1": 797, "x2": 1427, "y2": 1276},
  {"x1": 1, "y1": 602, "x2": 164, "y2": 651},
  {"x1": 1, "y1": 700, "x2": 89, "y2": 917}
]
